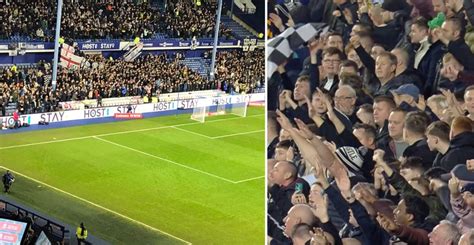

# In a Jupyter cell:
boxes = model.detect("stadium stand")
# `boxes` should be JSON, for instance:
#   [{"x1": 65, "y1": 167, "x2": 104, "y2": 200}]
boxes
[
  {"x1": 268, "y1": 0, "x2": 474, "y2": 245},
  {"x1": 0, "y1": 0, "x2": 243, "y2": 41},
  {"x1": 0, "y1": 48, "x2": 263, "y2": 116}
]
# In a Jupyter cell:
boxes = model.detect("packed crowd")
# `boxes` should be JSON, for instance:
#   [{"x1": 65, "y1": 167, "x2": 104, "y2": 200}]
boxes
[
  {"x1": 267, "y1": 0, "x2": 474, "y2": 244},
  {"x1": 164, "y1": 0, "x2": 234, "y2": 39},
  {"x1": 0, "y1": 48, "x2": 263, "y2": 116},
  {"x1": 215, "y1": 49, "x2": 265, "y2": 94},
  {"x1": 0, "y1": 0, "x2": 234, "y2": 41}
]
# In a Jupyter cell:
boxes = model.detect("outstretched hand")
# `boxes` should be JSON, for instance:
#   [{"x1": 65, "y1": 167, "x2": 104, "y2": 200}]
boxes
[
  {"x1": 294, "y1": 118, "x2": 314, "y2": 140},
  {"x1": 311, "y1": 194, "x2": 330, "y2": 223},
  {"x1": 448, "y1": 176, "x2": 460, "y2": 197},
  {"x1": 416, "y1": 95, "x2": 426, "y2": 111},
  {"x1": 276, "y1": 110, "x2": 294, "y2": 131},
  {"x1": 305, "y1": 95, "x2": 316, "y2": 119}
]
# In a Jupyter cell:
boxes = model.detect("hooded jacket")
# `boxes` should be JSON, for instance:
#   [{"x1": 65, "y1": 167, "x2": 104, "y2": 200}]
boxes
[{"x1": 437, "y1": 131, "x2": 474, "y2": 171}]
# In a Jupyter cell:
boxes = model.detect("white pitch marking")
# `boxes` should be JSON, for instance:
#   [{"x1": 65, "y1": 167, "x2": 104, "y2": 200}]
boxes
[
  {"x1": 0, "y1": 166, "x2": 192, "y2": 245},
  {"x1": 233, "y1": 176, "x2": 265, "y2": 184},
  {"x1": 0, "y1": 114, "x2": 263, "y2": 150},
  {"x1": 211, "y1": 129, "x2": 265, "y2": 139}
]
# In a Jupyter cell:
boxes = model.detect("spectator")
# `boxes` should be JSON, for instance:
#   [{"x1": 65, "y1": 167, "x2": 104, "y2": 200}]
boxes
[
  {"x1": 0, "y1": 0, "x2": 235, "y2": 41},
  {"x1": 374, "y1": 52, "x2": 405, "y2": 96},
  {"x1": 267, "y1": 0, "x2": 474, "y2": 242},
  {"x1": 426, "y1": 121, "x2": 451, "y2": 169},
  {"x1": 402, "y1": 111, "x2": 437, "y2": 169},
  {"x1": 428, "y1": 220, "x2": 462, "y2": 244},
  {"x1": 387, "y1": 108, "x2": 409, "y2": 160}
]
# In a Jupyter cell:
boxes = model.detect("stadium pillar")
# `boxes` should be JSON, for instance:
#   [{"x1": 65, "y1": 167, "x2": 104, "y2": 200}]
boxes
[
  {"x1": 52, "y1": 0, "x2": 63, "y2": 91},
  {"x1": 209, "y1": 0, "x2": 223, "y2": 81}
]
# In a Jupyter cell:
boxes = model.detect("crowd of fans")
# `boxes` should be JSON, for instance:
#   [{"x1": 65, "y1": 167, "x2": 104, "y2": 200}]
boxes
[
  {"x1": 0, "y1": 48, "x2": 264, "y2": 116},
  {"x1": 268, "y1": 0, "x2": 474, "y2": 244},
  {"x1": 215, "y1": 49, "x2": 265, "y2": 94},
  {"x1": 164, "y1": 0, "x2": 234, "y2": 39},
  {"x1": 0, "y1": 0, "x2": 234, "y2": 41}
]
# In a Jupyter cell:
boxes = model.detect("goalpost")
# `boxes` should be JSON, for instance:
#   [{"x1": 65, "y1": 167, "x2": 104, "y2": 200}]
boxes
[{"x1": 190, "y1": 96, "x2": 248, "y2": 123}]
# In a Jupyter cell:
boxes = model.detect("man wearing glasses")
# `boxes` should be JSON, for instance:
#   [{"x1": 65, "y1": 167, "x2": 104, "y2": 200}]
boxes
[
  {"x1": 319, "y1": 47, "x2": 344, "y2": 96},
  {"x1": 334, "y1": 85, "x2": 358, "y2": 125}
]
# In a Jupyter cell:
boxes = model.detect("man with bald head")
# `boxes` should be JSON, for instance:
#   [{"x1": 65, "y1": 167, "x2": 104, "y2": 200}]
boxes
[
  {"x1": 284, "y1": 205, "x2": 317, "y2": 238},
  {"x1": 291, "y1": 223, "x2": 312, "y2": 245},
  {"x1": 268, "y1": 161, "x2": 310, "y2": 244}
]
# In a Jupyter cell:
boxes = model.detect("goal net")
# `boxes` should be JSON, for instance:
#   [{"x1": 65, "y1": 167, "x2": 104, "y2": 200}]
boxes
[{"x1": 190, "y1": 96, "x2": 248, "y2": 123}]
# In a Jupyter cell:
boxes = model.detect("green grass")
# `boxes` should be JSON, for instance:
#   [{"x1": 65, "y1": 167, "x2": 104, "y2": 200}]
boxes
[{"x1": 0, "y1": 107, "x2": 265, "y2": 244}]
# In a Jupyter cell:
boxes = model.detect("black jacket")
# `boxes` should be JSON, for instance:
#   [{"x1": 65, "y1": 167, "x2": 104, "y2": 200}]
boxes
[
  {"x1": 375, "y1": 121, "x2": 397, "y2": 162},
  {"x1": 403, "y1": 139, "x2": 437, "y2": 169},
  {"x1": 394, "y1": 69, "x2": 423, "y2": 91},
  {"x1": 283, "y1": 103, "x2": 313, "y2": 125},
  {"x1": 417, "y1": 40, "x2": 444, "y2": 97},
  {"x1": 268, "y1": 178, "x2": 311, "y2": 239},
  {"x1": 374, "y1": 76, "x2": 406, "y2": 97},
  {"x1": 437, "y1": 131, "x2": 474, "y2": 171},
  {"x1": 447, "y1": 38, "x2": 474, "y2": 71},
  {"x1": 319, "y1": 76, "x2": 340, "y2": 97}
]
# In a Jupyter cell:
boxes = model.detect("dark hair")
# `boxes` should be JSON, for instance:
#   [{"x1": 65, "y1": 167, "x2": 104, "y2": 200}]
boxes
[
  {"x1": 405, "y1": 111, "x2": 430, "y2": 135},
  {"x1": 340, "y1": 60, "x2": 359, "y2": 71},
  {"x1": 391, "y1": 107, "x2": 408, "y2": 115},
  {"x1": 359, "y1": 103, "x2": 374, "y2": 114},
  {"x1": 400, "y1": 157, "x2": 425, "y2": 172},
  {"x1": 423, "y1": 167, "x2": 448, "y2": 180},
  {"x1": 353, "y1": 23, "x2": 373, "y2": 36},
  {"x1": 340, "y1": 73, "x2": 363, "y2": 90},
  {"x1": 412, "y1": 16, "x2": 429, "y2": 30},
  {"x1": 322, "y1": 47, "x2": 345, "y2": 60},
  {"x1": 446, "y1": 17, "x2": 466, "y2": 37},
  {"x1": 297, "y1": 75, "x2": 311, "y2": 84},
  {"x1": 374, "y1": 95, "x2": 396, "y2": 109},
  {"x1": 353, "y1": 123, "x2": 377, "y2": 140},
  {"x1": 426, "y1": 121, "x2": 450, "y2": 142},
  {"x1": 276, "y1": 140, "x2": 292, "y2": 150},
  {"x1": 402, "y1": 194, "x2": 430, "y2": 224}
]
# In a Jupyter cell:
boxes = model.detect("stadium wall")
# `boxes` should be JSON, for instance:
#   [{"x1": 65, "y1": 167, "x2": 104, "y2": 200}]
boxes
[{"x1": 0, "y1": 93, "x2": 264, "y2": 134}]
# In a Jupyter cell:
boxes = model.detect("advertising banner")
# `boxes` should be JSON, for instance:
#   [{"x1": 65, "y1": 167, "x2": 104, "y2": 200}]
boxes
[{"x1": 0, "y1": 93, "x2": 264, "y2": 126}]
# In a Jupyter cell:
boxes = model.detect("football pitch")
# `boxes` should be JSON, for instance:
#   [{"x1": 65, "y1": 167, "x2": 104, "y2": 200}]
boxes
[{"x1": 0, "y1": 107, "x2": 265, "y2": 244}]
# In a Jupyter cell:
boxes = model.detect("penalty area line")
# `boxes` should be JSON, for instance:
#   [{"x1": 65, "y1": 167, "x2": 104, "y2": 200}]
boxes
[{"x1": 0, "y1": 166, "x2": 192, "y2": 245}]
